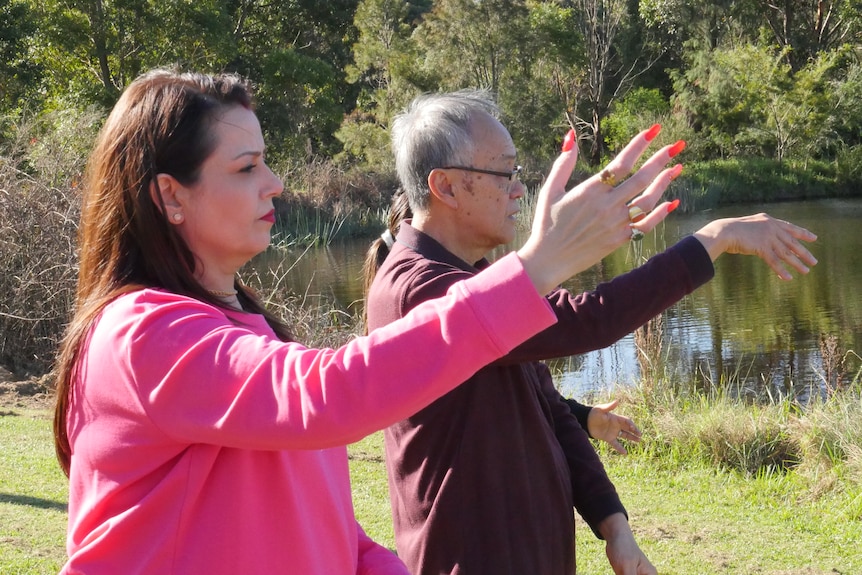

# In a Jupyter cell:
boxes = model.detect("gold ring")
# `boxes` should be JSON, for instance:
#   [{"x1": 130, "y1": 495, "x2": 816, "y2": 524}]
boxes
[
  {"x1": 630, "y1": 227, "x2": 644, "y2": 242},
  {"x1": 599, "y1": 169, "x2": 618, "y2": 187},
  {"x1": 628, "y1": 206, "x2": 646, "y2": 223}
]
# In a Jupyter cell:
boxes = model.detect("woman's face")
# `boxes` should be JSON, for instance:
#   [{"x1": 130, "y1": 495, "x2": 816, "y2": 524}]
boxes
[{"x1": 174, "y1": 105, "x2": 284, "y2": 276}]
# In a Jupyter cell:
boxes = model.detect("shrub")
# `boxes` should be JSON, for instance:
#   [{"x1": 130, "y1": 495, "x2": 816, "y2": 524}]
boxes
[{"x1": 0, "y1": 163, "x2": 80, "y2": 375}]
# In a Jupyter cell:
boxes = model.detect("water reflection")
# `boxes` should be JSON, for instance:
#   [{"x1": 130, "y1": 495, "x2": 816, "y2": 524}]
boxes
[{"x1": 254, "y1": 199, "x2": 862, "y2": 402}]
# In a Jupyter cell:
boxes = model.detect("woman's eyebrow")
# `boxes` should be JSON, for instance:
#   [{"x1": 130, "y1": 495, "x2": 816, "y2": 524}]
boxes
[{"x1": 231, "y1": 150, "x2": 263, "y2": 161}]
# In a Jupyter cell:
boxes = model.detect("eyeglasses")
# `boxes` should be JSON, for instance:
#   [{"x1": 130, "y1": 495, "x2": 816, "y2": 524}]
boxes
[{"x1": 440, "y1": 165, "x2": 523, "y2": 182}]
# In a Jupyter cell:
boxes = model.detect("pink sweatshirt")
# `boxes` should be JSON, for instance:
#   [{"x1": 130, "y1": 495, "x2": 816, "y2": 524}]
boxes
[{"x1": 61, "y1": 253, "x2": 555, "y2": 574}]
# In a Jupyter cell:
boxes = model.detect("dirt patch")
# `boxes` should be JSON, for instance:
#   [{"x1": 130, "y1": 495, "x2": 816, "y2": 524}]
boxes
[{"x1": 0, "y1": 369, "x2": 53, "y2": 411}]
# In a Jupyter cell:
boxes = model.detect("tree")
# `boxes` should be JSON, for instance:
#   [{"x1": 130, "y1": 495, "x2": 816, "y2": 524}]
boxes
[
  {"x1": 0, "y1": 0, "x2": 42, "y2": 113},
  {"x1": 228, "y1": 0, "x2": 362, "y2": 160},
  {"x1": 336, "y1": 0, "x2": 423, "y2": 167},
  {"x1": 758, "y1": 0, "x2": 862, "y2": 71},
  {"x1": 671, "y1": 42, "x2": 852, "y2": 162},
  {"x1": 27, "y1": 0, "x2": 236, "y2": 106},
  {"x1": 639, "y1": 0, "x2": 757, "y2": 52},
  {"x1": 564, "y1": 0, "x2": 668, "y2": 163},
  {"x1": 413, "y1": 0, "x2": 530, "y2": 94}
]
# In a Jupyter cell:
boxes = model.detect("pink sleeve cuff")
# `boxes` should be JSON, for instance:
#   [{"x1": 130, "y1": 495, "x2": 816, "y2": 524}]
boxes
[{"x1": 450, "y1": 252, "x2": 556, "y2": 354}]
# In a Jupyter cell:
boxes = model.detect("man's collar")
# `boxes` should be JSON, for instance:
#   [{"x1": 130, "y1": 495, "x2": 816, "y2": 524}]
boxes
[{"x1": 396, "y1": 221, "x2": 491, "y2": 272}]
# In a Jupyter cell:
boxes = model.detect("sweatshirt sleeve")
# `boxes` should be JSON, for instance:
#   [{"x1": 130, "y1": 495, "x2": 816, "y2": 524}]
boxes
[
  {"x1": 355, "y1": 522, "x2": 409, "y2": 575},
  {"x1": 499, "y1": 235, "x2": 715, "y2": 363},
  {"x1": 534, "y1": 362, "x2": 627, "y2": 536},
  {"x1": 93, "y1": 252, "x2": 556, "y2": 450}
]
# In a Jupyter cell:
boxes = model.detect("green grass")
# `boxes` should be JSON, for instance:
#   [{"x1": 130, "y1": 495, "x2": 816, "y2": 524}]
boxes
[
  {"x1": 573, "y1": 458, "x2": 862, "y2": 574},
  {"x1": 0, "y1": 408, "x2": 67, "y2": 574},
  {"x1": 4, "y1": 397, "x2": 862, "y2": 574}
]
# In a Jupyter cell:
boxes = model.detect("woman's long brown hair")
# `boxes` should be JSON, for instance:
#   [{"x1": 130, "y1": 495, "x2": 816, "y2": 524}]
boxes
[
  {"x1": 53, "y1": 69, "x2": 292, "y2": 476},
  {"x1": 361, "y1": 190, "x2": 412, "y2": 333}
]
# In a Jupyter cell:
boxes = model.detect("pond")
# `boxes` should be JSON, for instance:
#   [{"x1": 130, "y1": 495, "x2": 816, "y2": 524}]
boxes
[{"x1": 254, "y1": 198, "x2": 862, "y2": 403}]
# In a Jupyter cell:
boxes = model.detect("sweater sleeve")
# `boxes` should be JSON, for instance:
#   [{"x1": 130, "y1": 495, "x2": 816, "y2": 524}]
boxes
[
  {"x1": 563, "y1": 397, "x2": 592, "y2": 434},
  {"x1": 355, "y1": 522, "x2": 409, "y2": 575},
  {"x1": 533, "y1": 362, "x2": 626, "y2": 536},
  {"x1": 93, "y1": 252, "x2": 556, "y2": 450},
  {"x1": 499, "y1": 235, "x2": 715, "y2": 364}
]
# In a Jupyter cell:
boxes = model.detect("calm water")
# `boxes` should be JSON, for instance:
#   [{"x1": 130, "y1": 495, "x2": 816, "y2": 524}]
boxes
[{"x1": 255, "y1": 198, "x2": 862, "y2": 402}]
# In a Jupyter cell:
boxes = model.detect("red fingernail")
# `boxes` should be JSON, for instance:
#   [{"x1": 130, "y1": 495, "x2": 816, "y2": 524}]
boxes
[
  {"x1": 667, "y1": 199, "x2": 680, "y2": 214},
  {"x1": 668, "y1": 140, "x2": 686, "y2": 158},
  {"x1": 562, "y1": 129, "x2": 575, "y2": 152},
  {"x1": 669, "y1": 163, "x2": 683, "y2": 180},
  {"x1": 644, "y1": 124, "x2": 661, "y2": 142}
]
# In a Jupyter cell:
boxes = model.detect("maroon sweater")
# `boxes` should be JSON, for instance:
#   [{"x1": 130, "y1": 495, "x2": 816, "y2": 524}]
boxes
[{"x1": 365, "y1": 222, "x2": 714, "y2": 575}]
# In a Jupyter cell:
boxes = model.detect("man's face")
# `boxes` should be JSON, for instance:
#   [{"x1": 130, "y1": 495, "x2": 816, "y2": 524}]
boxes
[{"x1": 446, "y1": 112, "x2": 524, "y2": 259}]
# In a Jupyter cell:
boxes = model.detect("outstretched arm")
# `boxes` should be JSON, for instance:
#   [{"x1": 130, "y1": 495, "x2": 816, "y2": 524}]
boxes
[{"x1": 692, "y1": 213, "x2": 817, "y2": 280}]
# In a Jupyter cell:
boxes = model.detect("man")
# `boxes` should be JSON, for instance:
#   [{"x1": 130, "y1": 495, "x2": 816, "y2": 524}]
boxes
[{"x1": 365, "y1": 90, "x2": 814, "y2": 574}]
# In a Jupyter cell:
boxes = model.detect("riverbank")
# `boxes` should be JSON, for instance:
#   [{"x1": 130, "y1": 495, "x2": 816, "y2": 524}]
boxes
[{"x1": 3, "y1": 379, "x2": 860, "y2": 574}]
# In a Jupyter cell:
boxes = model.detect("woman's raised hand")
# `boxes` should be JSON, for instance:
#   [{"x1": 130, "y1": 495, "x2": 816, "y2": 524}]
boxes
[
  {"x1": 693, "y1": 213, "x2": 818, "y2": 280},
  {"x1": 518, "y1": 124, "x2": 684, "y2": 294}
]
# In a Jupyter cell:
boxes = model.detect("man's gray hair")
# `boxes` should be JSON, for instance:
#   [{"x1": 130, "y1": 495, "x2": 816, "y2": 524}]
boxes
[{"x1": 391, "y1": 89, "x2": 500, "y2": 211}]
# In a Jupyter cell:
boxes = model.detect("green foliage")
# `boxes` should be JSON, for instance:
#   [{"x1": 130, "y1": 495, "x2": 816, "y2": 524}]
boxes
[
  {"x1": 498, "y1": 1, "x2": 581, "y2": 165},
  {"x1": 229, "y1": 0, "x2": 362, "y2": 158},
  {"x1": 602, "y1": 88, "x2": 669, "y2": 153},
  {"x1": 670, "y1": 42, "x2": 862, "y2": 165},
  {"x1": 0, "y1": 0, "x2": 42, "y2": 114},
  {"x1": 251, "y1": 46, "x2": 344, "y2": 163},
  {"x1": 0, "y1": 0, "x2": 862, "y2": 207},
  {"x1": 414, "y1": 0, "x2": 530, "y2": 93},
  {"x1": 28, "y1": 0, "x2": 236, "y2": 106},
  {"x1": 0, "y1": 0, "x2": 859, "y2": 197},
  {"x1": 830, "y1": 58, "x2": 862, "y2": 149},
  {"x1": 673, "y1": 157, "x2": 839, "y2": 210},
  {"x1": 336, "y1": 0, "x2": 422, "y2": 167}
]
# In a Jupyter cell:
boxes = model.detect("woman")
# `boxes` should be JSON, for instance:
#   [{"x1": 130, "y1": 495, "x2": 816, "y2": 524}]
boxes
[{"x1": 54, "y1": 69, "x2": 703, "y2": 574}]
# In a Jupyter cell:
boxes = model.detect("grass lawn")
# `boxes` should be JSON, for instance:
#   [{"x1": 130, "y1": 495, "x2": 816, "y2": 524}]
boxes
[
  {"x1": 349, "y1": 434, "x2": 862, "y2": 575},
  {"x1": 0, "y1": 406, "x2": 68, "y2": 574},
  {"x1": 3, "y1": 402, "x2": 861, "y2": 574}
]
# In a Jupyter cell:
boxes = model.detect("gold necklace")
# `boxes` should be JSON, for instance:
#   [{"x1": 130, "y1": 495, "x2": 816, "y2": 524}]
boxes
[{"x1": 209, "y1": 289, "x2": 238, "y2": 297}]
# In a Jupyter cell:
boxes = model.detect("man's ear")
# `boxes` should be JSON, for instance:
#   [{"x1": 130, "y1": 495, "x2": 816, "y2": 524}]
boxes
[
  {"x1": 427, "y1": 168, "x2": 459, "y2": 209},
  {"x1": 150, "y1": 173, "x2": 185, "y2": 221}
]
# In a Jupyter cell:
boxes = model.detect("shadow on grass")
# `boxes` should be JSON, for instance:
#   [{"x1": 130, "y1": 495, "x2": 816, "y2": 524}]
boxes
[{"x1": 0, "y1": 493, "x2": 67, "y2": 512}]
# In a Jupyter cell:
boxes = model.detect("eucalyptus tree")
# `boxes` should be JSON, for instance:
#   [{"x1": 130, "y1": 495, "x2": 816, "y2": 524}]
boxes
[
  {"x1": 410, "y1": 0, "x2": 579, "y2": 164},
  {"x1": 758, "y1": 0, "x2": 862, "y2": 71},
  {"x1": 24, "y1": 0, "x2": 361, "y2": 162},
  {"x1": 503, "y1": 0, "x2": 584, "y2": 165},
  {"x1": 641, "y1": 0, "x2": 862, "y2": 71},
  {"x1": 639, "y1": 0, "x2": 756, "y2": 52},
  {"x1": 671, "y1": 42, "x2": 856, "y2": 162},
  {"x1": 566, "y1": 0, "x2": 664, "y2": 163}
]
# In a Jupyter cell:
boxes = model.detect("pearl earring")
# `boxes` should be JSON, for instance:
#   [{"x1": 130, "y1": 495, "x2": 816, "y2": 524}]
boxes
[{"x1": 172, "y1": 213, "x2": 183, "y2": 222}]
